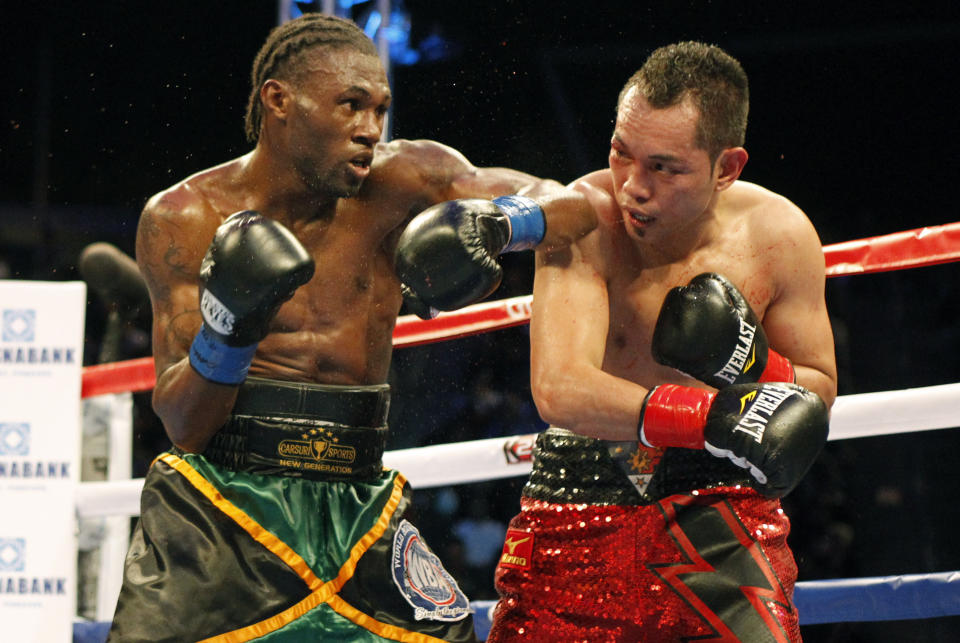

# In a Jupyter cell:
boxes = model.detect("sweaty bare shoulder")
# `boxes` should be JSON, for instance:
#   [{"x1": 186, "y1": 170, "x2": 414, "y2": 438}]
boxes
[
  {"x1": 372, "y1": 139, "x2": 470, "y2": 195},
  {"x1": 379, "y1": 138, "x2": 556, "y2": 206},
  {"x1": 570, "y1": 169, "x2": 620, "y2": 229},
  {"x1": 137, "y1": 180, "x2": 224, "y2": 277},
  {"x1": 537, "y1": 186, "x2": 609, "y2": 277},
  {"x1": 353, "y1": 140, "x2": 452, "y2": 217},
  {"x1": 727, "y1": 180, "x2": 825, "y2": 294},
  {"x1": 136, "y1": 181, "x2": 225, "y2": 372},
  {"x1": 723, "y1": 181, "x2": 813, "y2": 243}
]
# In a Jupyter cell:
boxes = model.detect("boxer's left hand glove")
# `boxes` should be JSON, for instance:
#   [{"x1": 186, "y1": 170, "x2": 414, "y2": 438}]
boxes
[
  {"x1": 639, "y1": 382, "x2": 828, "y2": 498},
  {"x1": 189, "y1": 211, "x2": 314, "y2": 384},
  {"x1": 652, "y1": 273, "x2": 795, "y2": 388},
  {"x1": 394, "y1": 196, "x2": 545, "y2": 318}
]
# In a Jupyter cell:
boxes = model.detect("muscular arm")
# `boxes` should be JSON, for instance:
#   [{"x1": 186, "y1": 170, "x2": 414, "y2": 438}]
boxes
[
  {"x1": 402, "y1": 139, "x2": 596, "y2": 248},
  {"x1": 136, "y1": 194, "x2": 236, "y2": 452},
  {"x1": 529, "y1": 236, "x2": 648, "y2": 441},
  {"x1": 763, "y1": 213, "x2": 838, "y2": 408}
]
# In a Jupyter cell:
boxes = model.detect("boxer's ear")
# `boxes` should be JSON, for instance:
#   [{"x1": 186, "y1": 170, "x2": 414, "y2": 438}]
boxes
[
  {"x1": 261, "y1": 79, "x2": 292, "y2": 121},
  {"x1": 714, "y1": 147, "x2": 747, "y2": 191}
]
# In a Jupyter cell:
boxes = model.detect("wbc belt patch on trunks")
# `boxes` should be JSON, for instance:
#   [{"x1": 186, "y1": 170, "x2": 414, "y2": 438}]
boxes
[{"x1": 390, "y1": 520, "x2": 471, "y2": 622}]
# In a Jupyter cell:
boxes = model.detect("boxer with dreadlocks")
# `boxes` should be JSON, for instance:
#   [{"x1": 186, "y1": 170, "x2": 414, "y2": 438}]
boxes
[{"x1": 108, "y1": 13, "x2": 593, "y2": 642}]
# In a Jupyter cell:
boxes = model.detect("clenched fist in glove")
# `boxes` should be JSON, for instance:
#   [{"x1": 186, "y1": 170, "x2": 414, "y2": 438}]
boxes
[
  {"x1": 394, "y1": 196, "x2": 545, "y2": 318},
  {"x1": 652, "y1": 272, "x2": 796, "y2": 387},
  {"x1": 638, "y1": 381, "x2": 828, "y2": 498},
  {"x1": 189, "y1": 211, "x2": 314, "y2": 385}
]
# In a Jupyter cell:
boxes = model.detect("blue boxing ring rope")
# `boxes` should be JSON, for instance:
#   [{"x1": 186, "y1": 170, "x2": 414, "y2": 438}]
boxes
[
  {"x1": 71, "y1": 560, "x2": 960, "y2": 641},
  {"x1": 469, "y1": 570, "x2": 960, "y2": 638}
]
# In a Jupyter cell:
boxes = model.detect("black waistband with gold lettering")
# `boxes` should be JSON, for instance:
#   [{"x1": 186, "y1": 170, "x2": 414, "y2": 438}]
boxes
[{"x1": 203, "y1": 377, "x2": 391, "y2": 481}]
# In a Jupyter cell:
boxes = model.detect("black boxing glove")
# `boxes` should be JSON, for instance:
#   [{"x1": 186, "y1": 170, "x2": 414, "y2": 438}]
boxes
[
  {"x1": 652, "y1": 273, "x2": 795, "y2": 388},
  {"x1": 638, "y1": 382, "x2": 828, "y2": 498},
  {"x1": 399, "y1": 283, "x2": 439, "y2": 321},
  {"x1": 188, "y1": 211, "x2": 314, "y2": 384},
  {"x1": 394, "y1": 196, "x2": 545, "y2": 319}
]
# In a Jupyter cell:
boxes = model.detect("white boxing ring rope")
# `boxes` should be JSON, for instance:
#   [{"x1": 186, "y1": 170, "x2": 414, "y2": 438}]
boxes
[
  {"x1": 73, "y1": 221, "x2": 960, "y2": 636},
  {"x1": 74, "y1": 381, "x2": 960, "y2": 519}
]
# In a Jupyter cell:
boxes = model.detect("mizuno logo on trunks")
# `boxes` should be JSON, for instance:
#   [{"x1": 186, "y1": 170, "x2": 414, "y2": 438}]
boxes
[{"x1": 499, "y1": 529, "x2": 534, "y2": 570}]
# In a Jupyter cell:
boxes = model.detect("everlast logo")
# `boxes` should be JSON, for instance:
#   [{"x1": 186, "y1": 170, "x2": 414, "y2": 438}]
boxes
[
  {"x1": 713, "y1": 318, "x2": 758, "y2": 384},
  {"x1": 499, "y1": 529, "x2": 534, "y2": 570},
  {"x1": 277, "y1": 439, "x2": 356, "y2": 464},
  {"x1": 200, "y1": 290, "x2": 236, "y2": 335},
  {"x1": 733, "y1": 385, "x2": 796, "y2": 443}
]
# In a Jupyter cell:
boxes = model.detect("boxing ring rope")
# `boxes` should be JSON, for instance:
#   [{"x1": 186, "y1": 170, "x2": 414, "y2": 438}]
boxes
[
  {"x1": 74, "y1": 380, "x2": 960, "y2": 519},
  {"x1": 74, "y1": 221, "x2": 960, "y2": 633},
  {"x1": 81, "y1": 220, "x2": 960, "y2": 399}
]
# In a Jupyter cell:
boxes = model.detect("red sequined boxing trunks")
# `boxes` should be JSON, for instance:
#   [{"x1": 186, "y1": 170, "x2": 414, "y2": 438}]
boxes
[{"x1": 488, "y1": 428, "x2": 800, "y2": 643}]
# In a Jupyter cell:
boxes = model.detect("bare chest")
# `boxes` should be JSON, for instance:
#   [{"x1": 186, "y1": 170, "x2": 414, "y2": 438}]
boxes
[
  {"x1": 253, "y1": 213, "x2": 404, "y2": 384},
  {"x1": 601, "y1": 246, "x2": 777, "y2": 387}
]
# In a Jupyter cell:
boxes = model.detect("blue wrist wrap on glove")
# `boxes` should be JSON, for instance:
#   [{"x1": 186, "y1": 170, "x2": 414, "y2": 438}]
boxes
[
  {"x1": 493, "y1": 195, "x2": 546, "y2": 252},
  {"x1": 188, "y1": 325, "x2": 258, "y2": 385}
]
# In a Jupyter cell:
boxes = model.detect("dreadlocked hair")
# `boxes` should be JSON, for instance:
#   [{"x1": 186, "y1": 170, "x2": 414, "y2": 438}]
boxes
[{"x1": 244, "y1": 13, "x2": 378, "y2": 143}]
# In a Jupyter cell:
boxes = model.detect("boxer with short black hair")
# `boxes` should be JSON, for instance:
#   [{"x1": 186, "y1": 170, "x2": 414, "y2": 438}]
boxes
[
  {"x1": 108, "y1": 13, "x2": 593, "y2": 643},
  {"x1": 486, "y1": 41, "x2": 838, "y2": 642}
]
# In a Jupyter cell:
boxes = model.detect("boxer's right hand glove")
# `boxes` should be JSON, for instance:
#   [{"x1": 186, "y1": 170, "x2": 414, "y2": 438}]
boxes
[
  {"x1": 189, "y1": 211, "x2": 314, "y2": 384},
  {"x1": 399, "y1": 284, "x2": 439, "y2": 320},
  {"x1": 394, "y1": 196, "x2": 546, "y2": 319},
  {"x1": 638, "y1": 382, "x2": 828, "y2": 498},
  {"x1": 652, "y1": 273, "x2": 795, "y2": 388}
]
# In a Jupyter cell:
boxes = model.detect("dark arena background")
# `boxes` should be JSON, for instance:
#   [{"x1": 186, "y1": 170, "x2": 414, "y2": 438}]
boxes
[{"x1": 3, "y1": 1, "x2": 960, "y2": 641}]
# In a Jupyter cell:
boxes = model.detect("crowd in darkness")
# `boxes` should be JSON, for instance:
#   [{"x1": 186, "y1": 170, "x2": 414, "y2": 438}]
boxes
[{"x1": 3, "y1": 2, "x2": 960, "y2": 640}]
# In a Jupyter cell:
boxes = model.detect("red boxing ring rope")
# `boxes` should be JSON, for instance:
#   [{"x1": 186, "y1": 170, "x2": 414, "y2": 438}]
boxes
[
  {"x1": 80, "y1": 221, "x2": 960, "y2": 398},
  {"x1": 823, "y1": 220, "x2": 960, "y2": 276}
]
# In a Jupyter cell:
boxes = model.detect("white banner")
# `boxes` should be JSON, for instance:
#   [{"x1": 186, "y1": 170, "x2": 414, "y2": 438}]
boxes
[{"x1": 0, "y1": 280, "x2": 85, "y2": 642}]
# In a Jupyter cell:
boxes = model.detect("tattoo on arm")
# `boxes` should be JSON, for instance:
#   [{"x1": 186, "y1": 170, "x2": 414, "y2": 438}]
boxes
[
  {"x1": 167, "y1": 309, "x2": 200, "y2": 349},
  {"x1": 164, "y1": 242, "x2": 197, "y2": 281}
]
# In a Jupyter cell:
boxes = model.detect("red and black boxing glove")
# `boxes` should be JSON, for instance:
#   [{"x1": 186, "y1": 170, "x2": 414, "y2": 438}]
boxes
[
  {"x1": 652, "y1": 273, "x2": 795, "y2": 387},
  {"x1": 638, "y1": 382, "x2": 828, "y2": 498}
]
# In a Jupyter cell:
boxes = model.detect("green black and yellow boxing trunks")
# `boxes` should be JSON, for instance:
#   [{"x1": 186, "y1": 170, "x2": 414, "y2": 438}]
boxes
[{"x1": 108, "y1": 377, "x2": 477, "y2": 642}]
